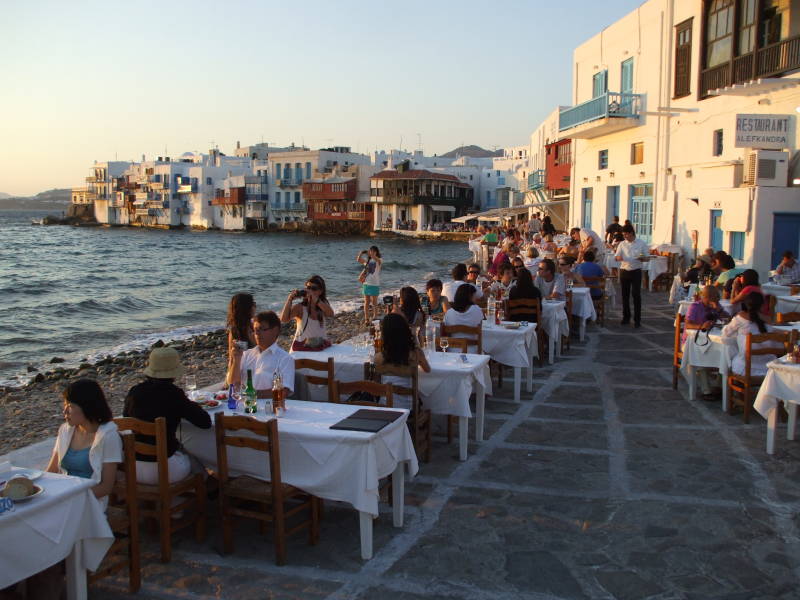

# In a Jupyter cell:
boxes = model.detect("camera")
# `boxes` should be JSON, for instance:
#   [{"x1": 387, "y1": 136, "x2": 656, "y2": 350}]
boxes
[
  {"x1": 296, "y1": 289, "x2": 307, "y2": 298},
  {"x1": 382, "y1": 295, "x2": 394, "y2": 305}
]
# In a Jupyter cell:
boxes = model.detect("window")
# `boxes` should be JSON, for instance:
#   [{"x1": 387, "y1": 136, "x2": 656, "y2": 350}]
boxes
[
  {"x1": 274, "y1": 191, "x2": 281, "y2": 207},
  {"x1": 274, "y1": 163, "x2": 281, "y2": 179},
  {"x1": 295, "y1": 163, "x2": 301, "y2": 181},
  {"x1": 555, "y1": 142, "x2": 571, "y2": 165},
  {"x1": 739, "y1": 0, "x2": 756, "y2": 54},
  {"x1": 630, "y1": 184, "x2": 654, "y2": 243},
  {"x1": 705, "y1": 0, "x2": 734, "y2": 69},
  {"x1": 294, "y1": 191, "x2": 301, "y2": 204},
  {"x1": 630, "y1": 142, "x2": 644, "y2": 165},
  {"x1": 713, "y1": 129, "x2": 724, "y2": 156},
  {"x1": 674, "y1": 19, "x2": 693, "y2": 97},
  {"x1": 598, "y1": 150, "x2": 608, "y2": 170},
  {"x1": 305, "y1": 162, "x2": 311, "y2": 178},
  {"x1": 621, "y1": 58, "x2": 634, "y2": 94},
  {"x1": 592, "y1": 70, "x2": 608, "y2": 98},
  {"x1": 582, "y1": 188, "x2": 593, "y2": 229},
  {"x1": 729, "y1": 231, "x2": 745, "y2": 260}
]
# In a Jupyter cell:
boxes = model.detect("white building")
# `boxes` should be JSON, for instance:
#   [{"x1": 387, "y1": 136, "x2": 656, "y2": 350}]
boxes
[{"x1": 559, "y1": 0, "x2": 800, "y2": 277}]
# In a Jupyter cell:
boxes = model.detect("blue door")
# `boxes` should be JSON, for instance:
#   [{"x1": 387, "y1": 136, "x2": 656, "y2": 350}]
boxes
[
  {"x1": 621, "y1": 58, "x2": 634, "y2": 94},
  {"x1": 630, "y1": 184, "x2": 653, "y2": 243},
  {"x1": 582, "y1": 187, "x2": 593, "y2": 229},
  {"x1": 710, "y1": 210, "x2": 723, "y2": 251},
  {"x1": 772, "y1": 213, "x2": 800, "y2": 269},
  {"x1": 592, "y1": 70, "x2": 607, "y2": 98},
  {"x1": 606, "y1": 186, "x2": 620, "y2": 227}
]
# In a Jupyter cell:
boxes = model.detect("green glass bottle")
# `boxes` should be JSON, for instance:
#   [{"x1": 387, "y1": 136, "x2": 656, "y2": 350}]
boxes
[{"x1": 244, "y1": 369, "x2": 257, "y2": 414}]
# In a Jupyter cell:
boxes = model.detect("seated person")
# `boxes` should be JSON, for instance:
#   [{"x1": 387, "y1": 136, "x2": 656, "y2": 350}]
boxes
[
  {"x1": 684, "y1": 285, "x2": 729, "y2": 343},
  {"x1": 374, "y1": 313, "x2": 431, "y2": 408},
  {"x1": 229, "y1": 310, "x2": 295, "y2": 399},
  {"x1": 393, "y1": 286, "x2": 425, "y2": 329},
  {"x1": 466, "y1": 263, "x2": 488, "y2": 289},
  {"x1": 775, "y1": 250, "x2": 800, "y2": 284},
  {"x1": 280, "y1": 275, "x2": 334, "y2": 351},
  {"x1": 539, "y1": 234, "x2": 558, "y2": 258},
  {"x1": 443, "y1": 263, "x2": 484, "y2": 304},
  {"x1": 511, "y1": 256, "x2": 527, "y2": 280},
  {"x1": 729, "y1": 269, "x2": 769, "y2": 315},
  {"x1": 425, "y1": 279, "x2": 450, "y2": 317},
  {"x1": 443, "y1": 283, "x2": 484, "y2": 329},
  {"x1": 226, "y1": 292, "x2": 256, "y2": 383},
  {"x1": 534, "y1": 258, "x2": 566, "y2": 300},
  {"x1": 489, "y1": 263, "x2": 515, "y2": 297},
  {"x1": 683, "y1": 256, "x2": 712, "y2": 285},
  {"x1": 523, "y1": 246, "x2": 540, "y2": 273},
  {"x1": 722, "y1": 293, "x2": 773, "y2": 377},
  {"x1": 558, "y1": 255, "x2": 585, "y2": 288},
  {"x1": 575, "y1": 251, "x2": 607, "y2": 298},
  {"x1": 124, "y1": 347, "x2": 211, "y2": 484},
  {"x1": 507, "y1": 268, "x2": 541, "y2": 322},
  {"x1": 559, "y1": 235, "x2": 581, "y2": 260},
  {"x1": 47, "y1": 379, "x2": 121, "y2": 507}
]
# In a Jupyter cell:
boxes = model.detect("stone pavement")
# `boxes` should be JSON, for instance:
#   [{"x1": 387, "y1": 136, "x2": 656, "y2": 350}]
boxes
[{"x1": 86, "y1": 291, "x2": 800, "y2": 599}]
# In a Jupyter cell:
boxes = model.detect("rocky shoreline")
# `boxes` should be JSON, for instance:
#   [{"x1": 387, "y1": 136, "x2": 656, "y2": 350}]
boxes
[{"x1": 0, "y1": 309, "x2": 369, "y2": 455}]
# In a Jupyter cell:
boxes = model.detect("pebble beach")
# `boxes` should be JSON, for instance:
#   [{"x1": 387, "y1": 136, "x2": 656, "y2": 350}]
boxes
[{"x1": 0, "y1": 309, "x2": 368, "y2": 455}]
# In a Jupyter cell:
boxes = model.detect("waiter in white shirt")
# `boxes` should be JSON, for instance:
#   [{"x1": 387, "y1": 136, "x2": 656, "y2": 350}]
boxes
[
  {"x1": 615, "y1": 224, "x2": 650, "y2": 327},
  {"x1": 230, "y1": 310, "x2": 294, "y2": 397}
]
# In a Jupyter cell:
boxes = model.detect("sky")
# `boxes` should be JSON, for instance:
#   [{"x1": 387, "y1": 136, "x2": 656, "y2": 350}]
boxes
[{"x1": 0, "y1": 0, "x2": 645, "y2": 196}]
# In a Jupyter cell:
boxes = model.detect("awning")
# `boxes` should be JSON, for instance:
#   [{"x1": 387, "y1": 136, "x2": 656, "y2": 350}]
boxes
[
  {"x1": 452, "y1": 199, "x2": 569, "y2": 223},
  {"x1": 430, "y1": 205, "x2": 456, "y2": 213}
]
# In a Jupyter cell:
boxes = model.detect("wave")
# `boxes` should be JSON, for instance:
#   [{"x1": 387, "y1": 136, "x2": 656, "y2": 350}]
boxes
[{"x1": 380, "y1": 260, "x2": 420, "y2": 271}]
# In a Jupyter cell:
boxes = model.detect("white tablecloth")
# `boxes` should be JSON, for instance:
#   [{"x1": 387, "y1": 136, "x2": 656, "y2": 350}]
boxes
[
  {"x1": 762, "y1": 283, "x2": 794, "y2": 298},
  {"x1": 570, "y1": 287, "x2": 596, "y2": 323},
  {"x1": 0, "y1": 473, "x2": 114, "y2": 590},
  {"x1": 481, "y1": 321, "x2": 538, "y2": 367},
  {"x1": 755, "y1": 357, "x2": 800, "y2": 419},
  {"x1": 468, "y1": 239, "x2": 482, "y2": 255},
  {"x1": 181, "y1": 400, "x2": 417, "y2": 517},
  {"x1": 680, "y1": 330, "x2": 737, "y2": 408},
  {"x1": 643, "y1": 256, "x2": 669, "y2": 290},
  {"x1": 775, "y1": 295, "x2": 800, "y2": 315}
]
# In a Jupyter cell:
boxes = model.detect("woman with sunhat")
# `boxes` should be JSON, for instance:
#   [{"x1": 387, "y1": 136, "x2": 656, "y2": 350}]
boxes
[{"x1": 123, "y1": 346, "x2": 211, "y2": 484}]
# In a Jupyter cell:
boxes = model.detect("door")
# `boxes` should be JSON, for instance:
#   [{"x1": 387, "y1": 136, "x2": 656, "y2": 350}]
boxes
[
  {"x1": 582, "y1": 188, "x2": 593, "y2": 229},
  {"x1": 772, "y1": 213, "x2": 800, "y2": 269},
  {"x1": 606, "y1": 186, "x2": 620, "y2": 230},
  {"x1": 710, "y1": 209, "x2": 723, "y2": 251},
  {"x1": 621, "y1": 58, "x2": 633, "y2": 94},
  {"x1": 592, "y1": 70, "x2": 607, "y2": 98},
  {"x1": 630, "y1": 184, "x2": 653, "y2": 243}
]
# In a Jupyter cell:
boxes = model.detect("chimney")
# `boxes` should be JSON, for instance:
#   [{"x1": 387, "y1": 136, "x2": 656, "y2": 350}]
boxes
[{"x1": 236, "y1": 140, "x2": 240, "y2": 149}]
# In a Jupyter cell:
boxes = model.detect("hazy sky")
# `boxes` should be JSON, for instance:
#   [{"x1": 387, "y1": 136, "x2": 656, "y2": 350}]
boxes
[{"x1": 1, "y1": 0, "x2": 644, "y2": 196}]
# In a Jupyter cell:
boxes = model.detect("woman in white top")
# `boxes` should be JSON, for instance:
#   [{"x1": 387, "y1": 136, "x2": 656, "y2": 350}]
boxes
[
  {"x1": 443, "y1": 284, "x2": 484, "y2": 353},
  {"x1": 46, "y1": 379, "x2": 121, "y2": 509},
  {"x1": 721, "y1": 293, "x2": 774, "y2": 377},
  {"x1": 357, "y1": 246, "x2": 383, "y2": 324},
  {"x1": 281, "y1": 274, "x2": 335, "y2": 351}
]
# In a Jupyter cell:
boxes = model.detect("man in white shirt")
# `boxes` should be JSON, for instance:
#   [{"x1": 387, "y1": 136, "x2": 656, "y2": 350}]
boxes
[
  {"x1": 230, "y1": 311, "x2": 294, "y2": 397},
  {"x1": 534, "y1": 258, "x2": 566, "y2": 300},
  {"x1": 489, "y1": 263, "x2": 515, "y2": 296},
  {"x1": 443, "y1": 263, "x2": 483, "y2": 304},
  {"x1": 615, "y1": 224, "x2": 650, "y2": 327}
]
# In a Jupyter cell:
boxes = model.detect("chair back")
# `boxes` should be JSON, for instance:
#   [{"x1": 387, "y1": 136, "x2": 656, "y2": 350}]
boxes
[
  {"x1": 331, "y1": 379, "x2": 393, "y2": 407},
  {"x1": 440, "y1": 323, "x2": 482, "y2": 354},
  {"x1": 674, "y1": 313, "x2": 685, "y2": 362},
  {"x1": 776, "y1": 312, "x2": 800, "y2": 324},
  {"x1": 114, "y1": 416, "x2": 170, "y2": 495},
  {"x1": 581, "y1": 275, "x2": 605, "y2": 296},
  {"x1": 436, "y1": 337, "x2": 469, "y2": 353},
  {"x1": 790, "y1": 285, "x2": 800, "y2": 295},
  {"x1": 294, "y1": 357, "x2": 335, "y2": 402},
  {"x1": 766, "y1": 294, "x2": 777, "y2": 318},
  {"x1": 564, "y1": 289, "x2": 573, "y2": 318},
  {"x1": 505, "y1": 297, "x2": 541, "y2": 322},
  {"x1": 117, "y1": 432, "x2": 139, "y2": 502},
  {"x1": 744, "y1": 330, "x2": 797, "y2": 378},
  {"x1": 214, "y1": 413, "x2": 282, "y2": 500},
  {"x1": 373, "y1": 362, "x2": 419, "y2": 399}
]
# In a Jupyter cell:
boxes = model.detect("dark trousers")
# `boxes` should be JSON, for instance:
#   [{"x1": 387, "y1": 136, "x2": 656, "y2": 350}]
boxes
[{"x1": 619, "y1": 268, "x2": 642, "y2": 324}]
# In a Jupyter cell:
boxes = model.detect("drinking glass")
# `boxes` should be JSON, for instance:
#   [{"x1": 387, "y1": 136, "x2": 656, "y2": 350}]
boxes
[
  {"x1": 184, "y1": 375, "x2": 197, "y2": 400},
  {"x1": 439, "y1": 338, "x2": 450, "y2": 353}
]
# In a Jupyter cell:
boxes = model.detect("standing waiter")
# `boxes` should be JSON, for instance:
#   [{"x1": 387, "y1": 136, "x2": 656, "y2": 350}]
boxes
[{"x1": 615, "y1": 224, "x2": 649, "y2": 327}]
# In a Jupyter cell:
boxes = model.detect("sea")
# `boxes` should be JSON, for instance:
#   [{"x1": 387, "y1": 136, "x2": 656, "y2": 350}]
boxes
[{"x1": 0, "y1": 210, "x2": 469, "y2": 387}]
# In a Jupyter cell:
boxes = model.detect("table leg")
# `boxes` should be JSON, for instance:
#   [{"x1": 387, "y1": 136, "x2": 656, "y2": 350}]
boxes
[
  {"x1": 526, "y1": 347, "x2": 533, "y2": 393},
  {"x1": 459, "y1": 416, "x2": 468, "y2": 461},
  {"x1": 787, "y1": 402, "x2": 797, "y2": 441},
  {"x1": 513, "y1": 367, "x2": 521, "y2": 403},
  {"x1": 720, "y1": 364, "x2": 729, "y2": 413},
  {"x1": 391, "y1": 463, "x2": 404, "y2": 527},
  {"x1": 359, "y1": 511, "x2": 373, "y2": 560},
  {"x1": 687, "y1": 365, "x2": 696, "y2": 402},
  {"x1": 767, "y1": 407, "x2": 777, "y2": 455},
  {"x1": 65, "y1": 543, "x2": 87, "y2": 600},
  {"x1": 579, "y1": 319, "x2": 586, "y2": 342},
  {"x1": 548, "y1": 334, "x2": 556, "y2": 365},
  {"x1": 476, "y1": 380, "x2": 485, "y2": 442}
]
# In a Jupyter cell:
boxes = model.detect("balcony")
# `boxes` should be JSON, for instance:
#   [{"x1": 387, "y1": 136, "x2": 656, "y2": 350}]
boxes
[
  {"x1": 278, "y1": 178, "x2": 302, "y2": 188},
  {"x1": 558, "y1": 92, "x2": 643, "y2": 139},
  {"x1": 246, "y1": 208, "x2": 268, "y2": 219},
  {"x1": 177, "y1": 184, "x2": 197, "y2": 194},
  {"x1": 701, "y1": 34, "x2": 800, "y2": 97}
]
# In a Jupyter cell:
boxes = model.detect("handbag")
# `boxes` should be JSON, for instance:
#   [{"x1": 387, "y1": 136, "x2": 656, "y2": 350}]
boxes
[
  {"x1": 693, "y1": 328, "x2": 710, "y2": 347},
  {"x1": 346, "y1": 390, "x2": 380, "y2": 405},
  {"x1": 358, "y1": 269, "x2": 367, "y2": 284}
]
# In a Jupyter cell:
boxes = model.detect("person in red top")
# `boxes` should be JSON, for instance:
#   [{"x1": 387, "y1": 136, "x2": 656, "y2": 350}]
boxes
[
  {"x1": 729, "y1": 269, "x2": 769, "y2": 315},
  {"x1": 489, "y1": 239, "x2": 510, "y2": 276}
]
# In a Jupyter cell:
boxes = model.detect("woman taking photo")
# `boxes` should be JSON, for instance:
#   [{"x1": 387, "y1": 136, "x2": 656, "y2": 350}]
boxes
[
  {"x1": 357, "y1": 245, "x2": 382, "y2": 324},
  {"x1": 46, "y1": 379, "x2": 121, "y2": 507},
  {"x1": 226, "y1": 292, "x2": 256, "y2": 383},
  {"x1": 281, "y1": 274, "x2": 334, "y2": 351}
]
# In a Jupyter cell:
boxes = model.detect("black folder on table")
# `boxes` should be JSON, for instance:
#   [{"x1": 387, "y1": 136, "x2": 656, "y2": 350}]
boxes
[{"x1": 330, "y1": 409, "x2": 405, "y2": 433}]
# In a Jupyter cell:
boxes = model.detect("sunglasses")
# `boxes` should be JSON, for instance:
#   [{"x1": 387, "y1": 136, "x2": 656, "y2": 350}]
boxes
[
  {"x1": 468, "y1": 270, "x2": 480, "y2": 275},
  {"x1": 305, "y1": 285, "x2": 320, "y2": 292}
]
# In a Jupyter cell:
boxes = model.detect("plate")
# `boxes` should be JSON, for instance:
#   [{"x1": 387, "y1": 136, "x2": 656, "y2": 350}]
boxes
[
  {"x1": 199, "y1": 399, "x2": 221, "y2": 411},
  {"x1": 0, "y1": 484, "x2": 44, "y2": 503},
  {"x1": 0, "y1": 468, "x2": 43, "y2": 487}
]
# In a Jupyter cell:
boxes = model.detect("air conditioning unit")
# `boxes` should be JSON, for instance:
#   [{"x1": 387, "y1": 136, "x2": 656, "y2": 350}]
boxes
[{"x1": 743, "y1": 150, "x2": 789, "y2": 187}]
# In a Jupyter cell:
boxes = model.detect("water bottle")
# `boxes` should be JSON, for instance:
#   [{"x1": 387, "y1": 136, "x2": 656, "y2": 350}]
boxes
[
  {"x1": 227, "y1": 383, "x2": 236, "y2": 411},
  {"x1": 487, "y1": 294, "x2": 496, "y2": 324},
  {"x1": 425, "y1": 318, "x2": 437, "y2": 353}
]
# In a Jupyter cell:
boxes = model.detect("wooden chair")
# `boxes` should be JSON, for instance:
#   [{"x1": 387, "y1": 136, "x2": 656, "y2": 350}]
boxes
[
  {"x1": 330, "y1": 379, "x2": 394, "y2": 407},
  {"x1": 727, "y1": 330, "x2": 797, "y2": 423},
  {"x1": 506, "y1": 297, "x2": 544, "y2": 365},
  {"x1": 672, "y1": 313, "x2": 685, "y2": 390},
  {"x1": 373, "y1": 362, "x2": 431, "y2": 463},
  {"x1": 88, "y1": 432, "x2": 141, "y2": 593},
  {"x1": 776, "y1": 312, "x2": 800, "y2": 324},
  {"x1": 435, "y1": 336, "x2": 469, "y2": 353},
  {"x1": 766, "y1": 294, "x2": 777, "y2": 320},
  {"x1": 294, "y1": 357, "x2": 335, "y2": 403},
  {"x1": 214, "y1": 414, "x2": 319, "y2": 565},
  {"x1": 791, "y1": 285, "x2": 800, "y2": 295},
  {"x1": 561, "y1": 290, "x2": 573, "y2": 353},
  {"x1": 113, "y1": 417, "x2": 206, "y2": 563},
  {"x1": 439, "y1": 323, "x2": 482, "y2": 354},
  {"x1": 582, "y1": 276, "x2": 606, "y2": 326}
]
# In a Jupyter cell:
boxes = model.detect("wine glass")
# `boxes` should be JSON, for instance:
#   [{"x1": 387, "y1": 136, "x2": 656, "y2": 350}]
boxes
[
  {"x1": 184, "y1": 375, "x2": 197, "y2": 400},
  {"x1": 439, "y1": 338, "x2": 450, "y2": 353}
]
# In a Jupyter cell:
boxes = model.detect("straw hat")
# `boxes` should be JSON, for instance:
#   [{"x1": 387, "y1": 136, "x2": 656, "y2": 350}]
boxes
[
  {"x1": 143, "y1": 347, "x2": 184, "y2": 379},
  {"x1": 697, "y1": 255, "x2": 712, "y2": 265}
]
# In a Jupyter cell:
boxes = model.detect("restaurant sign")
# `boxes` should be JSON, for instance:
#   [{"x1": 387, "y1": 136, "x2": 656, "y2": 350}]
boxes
[{"x1": 734, "y1": 114, "x2": 793, "y2": 149}]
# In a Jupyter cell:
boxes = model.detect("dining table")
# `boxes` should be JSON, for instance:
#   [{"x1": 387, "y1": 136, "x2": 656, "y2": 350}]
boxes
[
  {"x1": 754, "y1": 353, "x2": 800, "y2": 455},
  {"x1": 569, "y1": 287, "x2": 597, "y2": 341},
  {"x1": 775, "y1": 295, "x2": 800, "y2": 315},
  {"x1": 680, "y1": 325, "x2": 736, "y2": 411},
  {"x1": 540, "y1": 299, "x2": 569, "y2": 363},
  {"x1": 479, "y1": 320, "x2": 537, "y2": 402},
  {"x1": 0, "y1": 471, "x2": 114, "y2": 600},
  {"x1": 643, "y1": 255, "x2": 669, "y2": 291},
  {"x1": 292, "y1": 343, "x2": 491, "y2": 461},
  {"x1": 181, "y1": 399, "x2": 418, "y2": 560}
]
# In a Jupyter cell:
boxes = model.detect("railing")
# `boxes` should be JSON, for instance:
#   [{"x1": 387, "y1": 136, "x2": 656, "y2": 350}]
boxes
[
  {"x1": 246, "y1": 209, "x2": 267, "y2": 219},
  {"x1": 701, "y1": 34, "x2": 800, "y2": 96},
  {"x1": 528, "y1": 170, "x2": 545, "y2": 191},
  {"x1": 278, "y1": 178, "x2": 302, "y2": 187},
  {"x1": 177, "y1": 184, "x2": 197, "y2": 193},
  {"x1": 558, "y1": 92, "x2": 642, "y2": 131}
]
